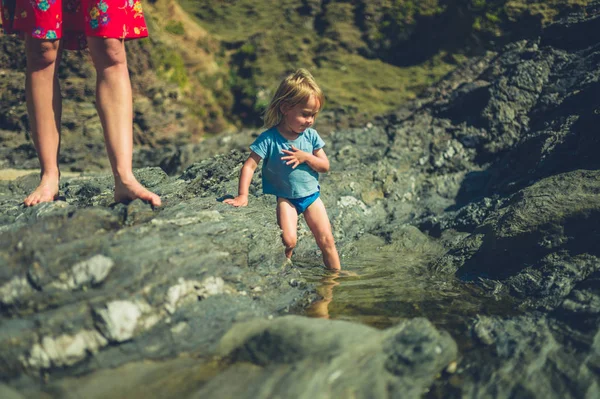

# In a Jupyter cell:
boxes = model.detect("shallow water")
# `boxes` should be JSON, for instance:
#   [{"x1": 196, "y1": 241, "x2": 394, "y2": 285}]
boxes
[
  {"x1": 14, "y1": 253, "x2": 516, "y2": 399},
  {"x1": 296, "y1": 250, "x2": 517, "y2": 346},
  {"x1": 19, "y1": 356, "x2": 223, "y2": 399}
]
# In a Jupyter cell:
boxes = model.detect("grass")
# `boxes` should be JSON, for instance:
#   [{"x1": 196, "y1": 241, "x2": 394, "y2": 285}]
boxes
[
  {"x1": 314, "y1": 52, "x2": 456, "y2": 115},
  {"x1": 177, "y1": 0, "x2": 460, "y2": 119},
  {"x1": 165, "y1": 20, "x2": 186, "y2": 36},
  {"x1": 172, "y1": 0, "x2": 590, "y2": 128},
  {"x1": 504, "y1": 0, "x2": 590, "y2": 24}
]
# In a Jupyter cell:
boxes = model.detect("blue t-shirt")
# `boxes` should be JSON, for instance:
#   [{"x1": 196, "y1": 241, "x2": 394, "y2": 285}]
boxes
[{"x1": 250, "y1": 127, "x2": 326, "y2": 199}]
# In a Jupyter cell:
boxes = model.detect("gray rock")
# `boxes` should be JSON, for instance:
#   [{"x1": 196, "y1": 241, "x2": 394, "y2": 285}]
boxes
[
  {"x1": 0, "y1": 3, "x2": 599, "y2": 398},
  {"x1": 466, "y1": 314, "x2": 599, "y2": 399},
  {"x1": 434, "y1": 170, "x2": 600, "y2": 310},
  {"x1": 196, "y1": 316, "x2": 457, "y2": 399}
]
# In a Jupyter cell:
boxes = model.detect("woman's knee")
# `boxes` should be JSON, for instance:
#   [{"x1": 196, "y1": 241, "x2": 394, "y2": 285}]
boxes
[
  {"x1": 26, "y1": 39, "x2": 60, "y2": 69},
  {"x1": 89, "y1": 38, "x2": 127, "y2": 70}
]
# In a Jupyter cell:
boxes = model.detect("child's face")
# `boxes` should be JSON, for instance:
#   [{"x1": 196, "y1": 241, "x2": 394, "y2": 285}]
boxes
[{"x1": 280, "y1": 95, "x2": 320, "y2": 135}]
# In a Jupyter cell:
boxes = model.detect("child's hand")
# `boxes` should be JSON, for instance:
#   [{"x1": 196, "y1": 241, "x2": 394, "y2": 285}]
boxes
[
  {"x1": 224, "y1": 195, "x2": 248, "y2": 207},
  {"x1": 281, "y1": 145, "x2": 308, "y2": 169}
]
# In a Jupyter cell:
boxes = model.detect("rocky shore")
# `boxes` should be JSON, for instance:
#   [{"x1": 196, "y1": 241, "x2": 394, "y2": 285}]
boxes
[{"x1": 1, "y1": 1, "x2": 600, "y2": 398}]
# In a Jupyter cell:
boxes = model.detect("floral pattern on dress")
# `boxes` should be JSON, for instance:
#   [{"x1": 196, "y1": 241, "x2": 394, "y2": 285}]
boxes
[
  {"x1": 35, "y1": 0, "x2": 55, "y2": 12},
  {"x1": 88, "y1": 0, "x2": 109, "y2": 30},
  {"x1": 1, "y1": 0, "x2": 149, "y2": 50}
]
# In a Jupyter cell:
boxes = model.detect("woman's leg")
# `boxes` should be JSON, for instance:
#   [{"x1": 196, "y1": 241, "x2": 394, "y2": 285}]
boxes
[
  {"x1": 23, "y1": 38, "x2": 63, "y2": 206},
  {"x1": 86, "y1": 37, "x2": 161, "y2": 207},
  {"x1": 303, "y1": 198, "x2": 341, "y2": 270},
  {"x1": 277, "y1": 198, "x2": 299, "y2": 259}
]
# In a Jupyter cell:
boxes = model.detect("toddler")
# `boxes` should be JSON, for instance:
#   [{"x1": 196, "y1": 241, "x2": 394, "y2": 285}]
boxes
[{"x1": 225, "y1": 69, "x2": 341, "y2": 270}]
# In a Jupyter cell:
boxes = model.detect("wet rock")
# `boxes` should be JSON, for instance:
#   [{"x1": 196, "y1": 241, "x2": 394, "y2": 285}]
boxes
[
  {"x1": 199, "y1": 316, "x2": 457, "y2": 399},
  {"x1": 0, "y1": 3, "x2": 599, "y2": 398},
  {"x1": 434, "y1": 170, "x2": 600, "y2": 310},
  {"x1": 466, "y1": 314, "x2": 599, "y2": 399}
]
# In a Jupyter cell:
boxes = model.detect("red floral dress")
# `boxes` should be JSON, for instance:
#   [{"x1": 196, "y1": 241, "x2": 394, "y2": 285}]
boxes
[{"x1": 1, "y1": 0, "x2": 149, "y2": 50}]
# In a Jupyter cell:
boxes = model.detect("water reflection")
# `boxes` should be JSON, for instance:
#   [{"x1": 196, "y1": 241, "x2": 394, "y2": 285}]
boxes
[
  {"x1": 306, "y1": 271, "x2": 339, "y2": 319},
  {"x1": 297, "y1": 251, "x2": 518, "y2": 338},
  {"x1": 305, "y1": 269, "x2": 359, "y2": 319}
]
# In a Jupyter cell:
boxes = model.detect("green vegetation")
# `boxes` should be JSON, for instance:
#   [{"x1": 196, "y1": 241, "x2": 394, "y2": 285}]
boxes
[
  {"x1": 172, "y1": 0, "x2": 589, "y2": 128},
  {"x1": 176, "y1": 0, "x2": 460, "y2": 123},
  {"x1": 504, "y1": 0, "x2": 590, "y2": 25},
  {"x1": 313, "y1": 52, "x2": 456, "y2": 116},
  {"x1": 165, "y1": 20, "x2": 186, "y2": 36},
  {"x1": 127, "y1": 8, "x2": 235, "y2": 136},
  {"x1": 151, "y1": 46, "x2": 189, "y2": 88},
  {"x1": 465, "y1": 0, "x2": 590, "y2": 36}
]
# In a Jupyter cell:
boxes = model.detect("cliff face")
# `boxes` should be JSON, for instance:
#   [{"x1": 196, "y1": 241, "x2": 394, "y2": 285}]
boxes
[
  {"x1": 1, "y1": 1, "x2": 600, "y2": 398},
  {"x1": 1, "y1": 0, "x2": 590, "y2": 164}
]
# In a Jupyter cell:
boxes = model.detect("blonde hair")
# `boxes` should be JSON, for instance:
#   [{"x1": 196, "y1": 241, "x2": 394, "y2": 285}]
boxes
[{"x1": 263, "y1": 68, "x2": 325, "y2": 128}]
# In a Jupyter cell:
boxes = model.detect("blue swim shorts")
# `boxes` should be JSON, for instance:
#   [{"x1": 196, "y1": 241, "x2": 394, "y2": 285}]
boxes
[{"x1": 281, "y1": 191, "x2": 320, "y2": 214}]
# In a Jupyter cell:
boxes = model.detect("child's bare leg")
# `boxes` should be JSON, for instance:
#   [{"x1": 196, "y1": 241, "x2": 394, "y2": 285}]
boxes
[
  {"x1": 277, "y1": 198, "x2": 298, "y2": 259},
  {"x1": 303, "y1": 198, "x2": 341, "y2": 270},
  {"x1": 87, "y1": 37, "x2": 161, "y2": 207},
  {"x1": 309, "y1": 274, "x2": 340, "y2": 319},
  {"x1": 23, "y1": 38, "x2": 63, "y2": 206}
]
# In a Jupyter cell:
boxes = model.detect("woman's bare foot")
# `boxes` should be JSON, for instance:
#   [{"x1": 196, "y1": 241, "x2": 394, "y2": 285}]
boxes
[
  {"x1": 23, "y1": 174, "x2": 60, "y2": 207},
  {"x1": 114, "y1": 175, "x2": 161, "y2": 207}
]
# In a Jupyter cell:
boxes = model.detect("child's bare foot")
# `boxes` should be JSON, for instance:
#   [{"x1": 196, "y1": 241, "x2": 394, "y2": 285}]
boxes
[
  {"x1": 326, "y1": 269, "x2": 358, "y2": 277},
  {"x1": 23, "y1": 174, "x2": 59, "y2": 207},
  {"x1": 114, "y1": 175, "x2": 161, "y2": 207}
]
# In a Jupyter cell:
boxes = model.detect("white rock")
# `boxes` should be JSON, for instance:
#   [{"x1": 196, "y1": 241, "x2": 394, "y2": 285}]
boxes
[
  {"x1": 0, "y1": 277, "x2": 34, "y2": 305},
  {"x1": 72, "y1": 255, "x2": 114, "y2": 287},
  {"x1": 95, "y1": 300, "x2": 142, "y2": 342},
  {"x1": 48, "y1": 255, "x2": 114, "y2": 291},
  {"x1": 171, "y1": 322, "x2": 189, "y2": 335},
  {"x1": 164, "y1": 276, "x2": 230, "y2": 314},
  {"x1": 23, "y1": 330, "x2": 107, "y2": 370},
  {"x1": 337, "y1": 196, "x2": 370, "y2": 214}
]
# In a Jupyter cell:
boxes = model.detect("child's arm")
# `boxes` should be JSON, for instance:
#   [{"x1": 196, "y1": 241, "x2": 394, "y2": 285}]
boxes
[
  {"x1": 281, "y1": 146, "x2": 330, "y2": 172},
  {"x1": 224, "y1": 152, "x2": 262, "y2": 207}
]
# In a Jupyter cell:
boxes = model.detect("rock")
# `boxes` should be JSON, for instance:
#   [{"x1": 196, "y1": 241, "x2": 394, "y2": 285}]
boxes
[
  {"x1": 164, "y1": 276, "x2": 234, "y2": 314},
  {"x1": 0, "y1": 384, "x2": 25, "y2": 399},
  {"x1": 199, "y1": 316, "x2": 457, "y2": 399},
  {"x1": 0, "y1": 277, "x2": 34, "y2": 306},
  {"x1": 434, "y1": 170, "x2": 600, "y2": 310},
  {"x1": 465, "y1": 314, "x2": 600, "y2": 399},
  {"x1": 0, "y1": 3, "x2": 599, "y2": 397},
  {"x1": 23, "y1": 330, "x2": 108, "y2": 370},
  {"x1": 93, "y1": 300, "x2": 146, "y2": 343},
  {"x1": 48, "y1": 255, "x2": 115, "y2": 291},
  {"x1": 445, "y1": 361, "x2": 457, "y2": 374}
]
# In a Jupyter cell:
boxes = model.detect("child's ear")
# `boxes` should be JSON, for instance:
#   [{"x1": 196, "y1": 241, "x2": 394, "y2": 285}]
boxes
[{"x1": 280, "y1": 102, "x2": 290, "y2": 115}]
